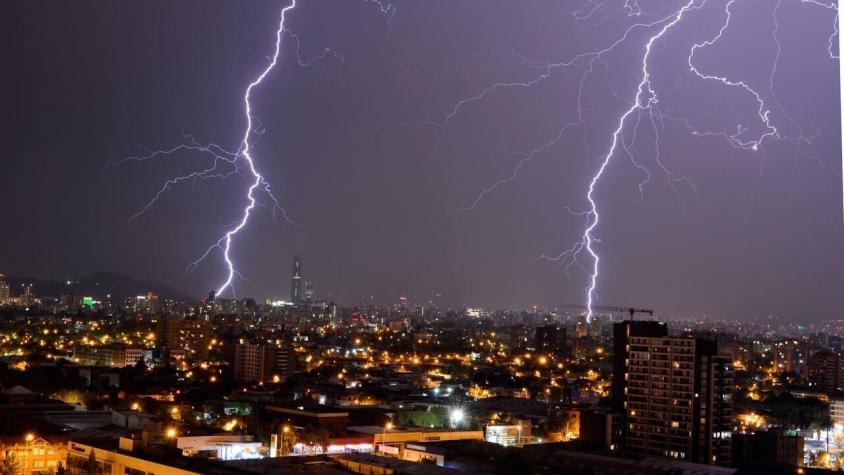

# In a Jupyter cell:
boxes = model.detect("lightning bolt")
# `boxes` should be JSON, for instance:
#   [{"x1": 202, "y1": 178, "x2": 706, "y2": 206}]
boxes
[
  {"x1": 113, "y1": 3, "x2": 301, "y2": 298},
  {"x1": 117, "y1": 0, "x2": 396, "y2": 298},
  {"x1": 414, "y1": 3, "x2": 709, "y2": 319},
  {"x1": 413, "y1": 8, "x2": 716, "y2": 235},
  {"x1": 365, "y1": 0, "x2": 398, "y2": 29},
  {"x1": 823, "y1": 0, "x2": 844, "y2": 224},
  {"x1": 795, "y1": 0, "x2": 842, "y2": 224},
  {"x1": 414, "y1": 13, "x2": 688, "y2": 131},
  {"x1": 210, "y1": 0, "x2": 299, "y2": 297},
  {"x1": 580, "y1": 0, "x2": 702, "y2": 321},
  {"x1": 687, "y1": 0, "x2": 778, "y2": 151},
  {"x1": 419, "y1": 0, "x2": 840, "y2": 322},
  {"x1": 801, "y1": 0, "x2": 839, "y2": 60},
  {"x1": 117, "y1": 0, "x2": 843, "y2": 305},
  {"x1": 578, "y1": 0, "x2": 836, "y2": 320}
]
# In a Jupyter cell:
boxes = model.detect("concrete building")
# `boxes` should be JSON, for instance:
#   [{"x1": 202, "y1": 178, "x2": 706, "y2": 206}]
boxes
[
  {"x1": 74, "y1": 344, "x2": 152, "y2": 368},
  {"x1": 344, "y1": 426, "x2": 483, "y2": 460},
  {"x1": 0, "y1": 273, "x2": 9, "y2": 305},
  {"x1": 484, "y1": 424, "x2": 529, "y2": 447},
  {"x1": 611, "y1": 321, "x2": 668, "y2": 409},
  {"x1": 65, "y1": 431, "x2": 273, "y2": 475},
  {"x1": 830, "y1": 397, "x2": 844, "y2": 426},
  {"x1": 165, "y1": 318, "x2": 212, "y2": 361},
  {"x1": 772, "y1": 340, "x2": 806, "y2": 374},
  {"x1": 176, "y1": 434, "x2": 262, "y2": 461},
  {"x1": 334, "y1": 453, "x2": 459, "y2": 475},
  {"x1": 625, "y1": 336, "x2": 733, "y2": 466},
  {"x1": 534, "y1": 325, "x2": 566, "y2": 356},
  {"x1": 268, "y1": 406, "x2": 349, "y2": 437},
  {"x1": 233, "y1": 340, "x2": 292, "y2": 384},
  {"x1": 579, "y1": 408, "x2": 623, "y2": 450},
  {"x1": 353, "y1": 439, "x2": 737, "y2": 475},
  {"x1": 808, "y1": 350, "x2": 844, "y2": 391},
  {"x1": 0, "y1": 434, "x2": 67, "y2": 475},
  {"x1": 732, "y1": 428, "x2": 804, "y2": 469},
  {"x1": 67, "y1": 435, "x2": 200, "y2": 475}
]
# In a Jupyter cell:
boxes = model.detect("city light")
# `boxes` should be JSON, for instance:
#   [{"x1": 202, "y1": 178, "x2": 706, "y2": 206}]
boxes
[
  {"x1": 449, "y1": 408, "x2": 465, "y2": 427},
  {"x1": 2, "y1": 1, "x2": 841, "y2": 473}
]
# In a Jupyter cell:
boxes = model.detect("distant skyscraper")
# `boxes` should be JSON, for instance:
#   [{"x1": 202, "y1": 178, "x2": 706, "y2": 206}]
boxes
[
  {"x1": 19, "y1": 282, "x2": 33, "y2": 307},
  {"x1": 0, "y1": 274, "x2": 9, "y2": 305},
  {"x1": 290, "y1": 254, "x2": 302, "y2": 304}
]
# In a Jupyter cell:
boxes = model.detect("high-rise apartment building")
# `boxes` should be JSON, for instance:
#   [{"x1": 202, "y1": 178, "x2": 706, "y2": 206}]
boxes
[
  {"x1": 573, "y1": 336, "x2": 597, "y2": 361},
  {"x1": 624, "y1": 335, "x2": 733, "y2": 466},
  {"x1": 0, "y1": 274, "x2": 9, "y2": 305},
  {"x1": 772, "y1": 340, "x2": 806, "y2": 374},
  {"x1": 165, "y1": 318, "x2": 212, "y2": 360},
  {"x1": 733, "y1": 428, "x2": 804, "y2": 468},
  {"x1": 509, "y1": 325, "x2": 530, "y2": 350},
  {"x1": 233, "y1": 343, "x2": 264, "y2": 383},
  {"x1": 808, "y1": 349, "x2": 844, "y2": 391},
  {"x1": 612, "y1": 321, "x2": 668, "y2": 408},
  {"x1": 290, "y1": 255, "x2": 302, "y2": 304},
  {"x1": 233, "y1": 340, "x2": 292, "y2": 383}
]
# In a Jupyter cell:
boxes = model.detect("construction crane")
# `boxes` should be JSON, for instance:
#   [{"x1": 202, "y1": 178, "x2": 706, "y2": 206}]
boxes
[{"x1": 561, "y1": 304, "x2": 654, "y2": 320}]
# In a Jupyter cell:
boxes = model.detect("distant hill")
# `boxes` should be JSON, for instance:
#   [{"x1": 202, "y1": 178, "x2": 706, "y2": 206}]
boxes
[{"x1": 5, "y1": 271, "x2": 193, "y2": 301}]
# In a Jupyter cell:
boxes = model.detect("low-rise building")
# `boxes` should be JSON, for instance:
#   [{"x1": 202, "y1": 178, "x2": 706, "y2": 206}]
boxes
[
  {"x1": 267, "y1": 406, "x2": 349, "y2": 437},
  {"x1": 346, "y1": 425, "x2": 484, "y2": 460},
  {"x1": 0, "y1": 434, "x2": 68, "y2": 475},
  {"x1": 176, "y1": 434, "x2": 262, "y2": 461},
  {"x1": 732, "y1": 429, "x2": 804, "y2": 468}
]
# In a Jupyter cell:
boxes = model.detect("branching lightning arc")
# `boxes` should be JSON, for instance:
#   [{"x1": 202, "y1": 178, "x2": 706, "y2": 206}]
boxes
[
  {"x1": 116, "y1": 0, "x2": 839, "y2": 307},
  {"x1": 116, "y1": 0, "x2": 394, "y2": 297},
  {"x1": 417, "y1": 0, "x2": 840, "y2": 321}
]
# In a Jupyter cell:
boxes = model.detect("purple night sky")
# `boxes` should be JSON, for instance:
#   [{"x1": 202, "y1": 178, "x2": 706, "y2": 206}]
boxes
[{"x1": 1, "y1": 0, "x2": 841, "y2": 320}]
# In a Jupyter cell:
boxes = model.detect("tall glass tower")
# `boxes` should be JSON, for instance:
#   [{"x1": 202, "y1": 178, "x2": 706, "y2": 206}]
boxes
[{"x1": 290, "y1": 255, "x2": 302, "y2": 304}]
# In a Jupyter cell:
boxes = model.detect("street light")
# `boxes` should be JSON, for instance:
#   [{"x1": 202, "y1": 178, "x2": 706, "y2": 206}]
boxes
[
  {"x1": 450, "y1": 408, "x2": 465, "y2": 428},
  {"x1": 380, "y1": 421, "x2": 394, "y2": 455},
  {"x1": 165, "y1": 427, "x2": 177, "y2": 439}
]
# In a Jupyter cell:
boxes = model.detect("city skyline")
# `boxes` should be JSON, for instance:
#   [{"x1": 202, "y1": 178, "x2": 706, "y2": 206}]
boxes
[
  {"x1": 6, "y1": 2, "x2": 844, "y2": 473},
  {"x1": 2, "y1": 1, "x2": 842, "y2": 321}
]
